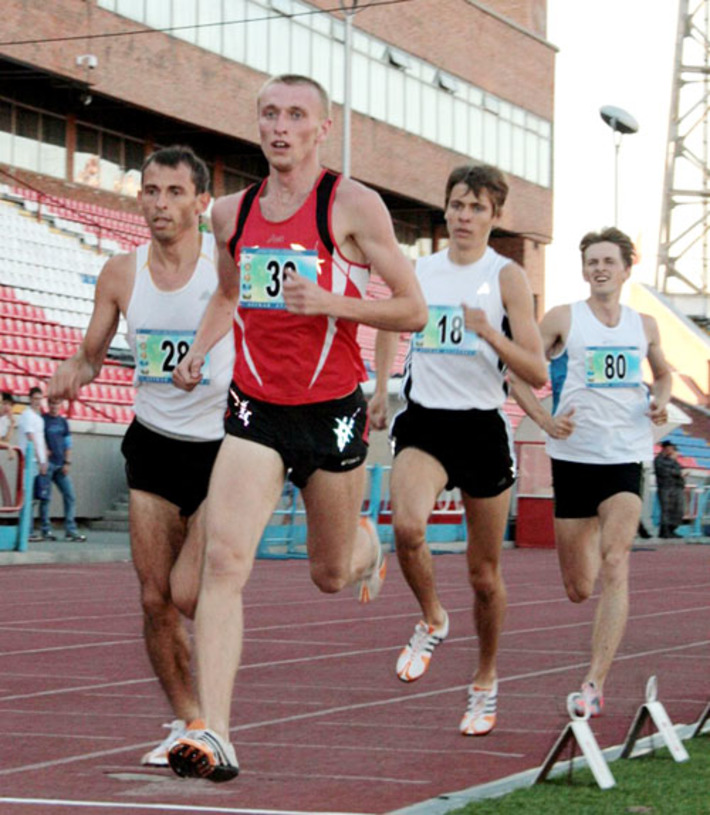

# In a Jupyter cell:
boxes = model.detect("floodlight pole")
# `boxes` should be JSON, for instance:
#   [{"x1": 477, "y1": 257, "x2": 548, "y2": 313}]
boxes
[
  {"x1": 340, "y1": 1, "x2": 361, "y2": 178},
  {"x1": 612, "y1": 127, "x2": 623, "y2": 227},
  {"x1": 600, "y1": 106, "x2": 639, "y2": 227}
]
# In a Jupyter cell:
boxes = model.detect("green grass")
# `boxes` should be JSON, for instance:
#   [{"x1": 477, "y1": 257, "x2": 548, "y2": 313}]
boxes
[{"x1": 447, "y1": 737, "x2": 710, "y2": 815}]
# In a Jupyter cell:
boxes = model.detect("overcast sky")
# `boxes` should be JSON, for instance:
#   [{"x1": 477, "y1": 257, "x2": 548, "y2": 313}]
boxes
[{"x1": 544, "y1": 0, "x2": 680, "y2": 308}]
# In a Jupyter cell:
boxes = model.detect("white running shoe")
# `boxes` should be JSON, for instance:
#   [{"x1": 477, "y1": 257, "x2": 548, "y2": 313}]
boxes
[
  {"x1": 396, "y1": 611, "x2": 450, "y2": 682},
  {"x1": 168, "y1": 720, "x2": 239, "y2": 783},
  {"x1": 459, "y1": 680, "x2": 498, "y2": 736},
  {"x1": 140, "y1": 719, "x2": 187, "y2": 767},
  {"x1": 354, "y1": 517, "x2": 387, "y2": 604}
]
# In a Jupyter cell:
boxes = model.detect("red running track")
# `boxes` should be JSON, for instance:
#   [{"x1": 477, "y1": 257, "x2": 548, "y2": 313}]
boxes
[{"x1": 0, "y1": 544, "x2": 707, "y2": 815}]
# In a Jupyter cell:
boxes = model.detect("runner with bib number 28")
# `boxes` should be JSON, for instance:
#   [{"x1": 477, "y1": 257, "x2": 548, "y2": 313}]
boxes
[{"x1": 48, "y1": 146, "x2": 235, "y2": 768}]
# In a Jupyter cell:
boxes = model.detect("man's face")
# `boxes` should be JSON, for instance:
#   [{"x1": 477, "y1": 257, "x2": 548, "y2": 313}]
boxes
[
  {"x1": 582, "y1": 241, "x2": 630, "y2": 294},
  {"x1": 0, "y1": 400, "x2": 10, "y2": 416},
  {"x1": 138, "y1": 162, "x2": 209, "y2": 244},
  {"x1": 29, "y1": 392, "x2": 42, "y2": 412},
  {"x1": 257, "y1": 82, "x2": 331, "y2": 172},
  {"x1": 48, "y1": 398, "x2": 62, "y2": 417},
  {"x1": 444, "y1": 184, "x2": 498, "y2": 250}
]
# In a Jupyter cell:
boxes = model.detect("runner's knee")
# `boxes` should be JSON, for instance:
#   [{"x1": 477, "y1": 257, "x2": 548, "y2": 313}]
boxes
[
  {"x1": 201, "y1": 534, "x2": 254, "y2": 590},
  {"x1": 564, "y1": 575, "x2": 593, "y2": 603},
  {"x1": 393, "y1": 515, "x2": 428, "y2": 551},
  {"x1": 468, "y1": 560, "x2": 502, "y2": 601},
  {"x1": 309, "y1": 560, "x2": 348, "y2": 593},
  {"x1": 170, "y1": 573, "x2": 197, "y2": 619}
]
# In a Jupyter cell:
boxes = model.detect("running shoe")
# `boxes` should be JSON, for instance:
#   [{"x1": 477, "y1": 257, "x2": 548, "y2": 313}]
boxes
[
  {"x1": 168, "y1": 720, "x2": 239, "y2": 782},
  {"x1": 140, "y1": 719, "x2": 186, "y2": 767},
  {"x1": 396, "y1": 611, "x2": 450, "y2": 682},
  {"x1": 459, "y1": 680, "x2": 498, "y2": 736},
  {"x1": 573, "y1": 680, "x2": 604, "y2": 718},
  {"x1": 354, "y1": 517, "x2": 387, "y2": 604},
  {"x1": 65, "y1": 532, "x2": 87, "y2": 542}
]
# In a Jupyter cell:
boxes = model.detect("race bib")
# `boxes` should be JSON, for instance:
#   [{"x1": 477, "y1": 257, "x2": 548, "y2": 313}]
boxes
[
  {"x1": 239, "y1": 247, "x2": 319, "y2": 309},
  {"x1": 136, "y1": 330, "x2": 209, "y2": 384},
  {"x1": 585, "y1": 346, "x2": 642, "y2": 388},
  {"x1": 412, "y1": 305, "x2": 478, "y2": 355}
]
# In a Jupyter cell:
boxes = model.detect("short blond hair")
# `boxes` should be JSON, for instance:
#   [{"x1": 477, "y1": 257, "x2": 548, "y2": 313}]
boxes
[{"x1": 257, "y1": 74, "x2": 331, "y2": 118}]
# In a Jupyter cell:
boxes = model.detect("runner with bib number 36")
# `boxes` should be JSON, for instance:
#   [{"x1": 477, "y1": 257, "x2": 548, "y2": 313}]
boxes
[{"x1": 510, "y1": 227, "x2": 672, "y2": 719}]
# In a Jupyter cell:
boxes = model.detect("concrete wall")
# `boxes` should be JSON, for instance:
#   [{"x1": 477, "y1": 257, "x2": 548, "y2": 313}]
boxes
[{"x1": 27, "y1": 421, "x2": 127, "y2": 521}]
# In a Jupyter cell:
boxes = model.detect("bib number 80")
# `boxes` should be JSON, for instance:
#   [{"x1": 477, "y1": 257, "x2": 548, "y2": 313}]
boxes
[{"x1": 604, "y1": 352, "x2": 627, "y2": 381}]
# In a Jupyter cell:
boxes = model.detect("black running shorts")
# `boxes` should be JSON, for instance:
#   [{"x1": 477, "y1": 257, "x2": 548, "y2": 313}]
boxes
[
  {"x1": 224, "y1": 382, "x2": 369, "y2": 488},
  {"x1": 551, "y1": 459, "x2": 643, "y2": 519},
  {"x1": 121, "y1": 419, "x2": 222, "y2": 517},
  {"x1": 391, "y1": 400, "x2": 515, "y2": 498}
]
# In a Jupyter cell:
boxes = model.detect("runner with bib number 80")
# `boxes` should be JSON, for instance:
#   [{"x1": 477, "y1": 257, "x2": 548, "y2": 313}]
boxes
[{"x1": 510, "y1": 226, "x2": 672, "y2": 719}]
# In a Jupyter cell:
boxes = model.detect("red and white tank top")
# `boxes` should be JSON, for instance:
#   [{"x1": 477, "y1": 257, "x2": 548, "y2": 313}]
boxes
[{"x1": 228, "y1": 170, "x2": 369, "y2": 404}]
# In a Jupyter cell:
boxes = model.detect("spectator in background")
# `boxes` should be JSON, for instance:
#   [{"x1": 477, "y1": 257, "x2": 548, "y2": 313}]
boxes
[
  {"x1": 39, "y1": 396, "x2": 86, "y2": 542},
  {"x1": 654, "y1": 441, "x2": 686, "y2": 539},
  {"x1": 0, "y1": 391, "x2": 15, "y2": 447},
  {"x1": 16, "y1": 387, "x2": 48, "y2": 541}
]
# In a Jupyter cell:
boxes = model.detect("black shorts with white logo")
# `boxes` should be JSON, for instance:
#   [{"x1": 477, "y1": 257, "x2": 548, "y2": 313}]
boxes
[
  {"x1": 121, "y1": 419, "x2": 222, "y2": 517},
  {"x1": 391, "y1": 400, "x2": 515, "y2": 498},
  {"x1": 551, "y1": 458, "x2": 643, "y2": 519},
  {"x1": 224, "y1": 382, "x2": 369, "y2": 488}
]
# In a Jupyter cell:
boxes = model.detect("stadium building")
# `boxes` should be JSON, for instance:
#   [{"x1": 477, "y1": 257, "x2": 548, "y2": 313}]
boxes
[{"x1": 0, "y1": 0, "x2": 555, "y2": 519}]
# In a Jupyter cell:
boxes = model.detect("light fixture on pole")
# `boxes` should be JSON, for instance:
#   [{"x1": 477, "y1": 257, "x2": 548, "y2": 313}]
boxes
[
  {"x1": 339, "y1": 1, "x2": 360, "y2": 178},
  {"x1": 600, "y1": 105, "x2": 639, "y2": 226}
]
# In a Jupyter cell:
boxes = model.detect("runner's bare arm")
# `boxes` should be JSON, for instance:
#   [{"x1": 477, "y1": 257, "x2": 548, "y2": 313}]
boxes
[
  {"x1": 282, "y1": 181, "x2": 427, "y2": 332},
  {"x1": 173, "y1": 195, "x2": 241, "y2": 391},
  {"x1": 464, "y1": 262, "x2": 547, "y2": 388},
  {"x1": 48, "y1": 254, "x2": 127, "y2": 400},
  {"x1": 509, "y1": 305, "x2": 575, "y2": 439},
  {"x1": 369, "y1": 329, "x2": 401, "y2": 430},
  {"x1": 642, "y1": 313, "x2": 672, "y2": 424}
]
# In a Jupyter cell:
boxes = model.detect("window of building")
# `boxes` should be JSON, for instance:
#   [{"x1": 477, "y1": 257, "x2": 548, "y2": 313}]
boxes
[
  {"x1": 0, "y1": 100, "x2": 67, "y2": 179},
  {"x1": 98, "y1": 0, "x2": 554, "y2": 189},
  {"x1": 74, "y1": 124, "x2": 143, "y2": 196}
]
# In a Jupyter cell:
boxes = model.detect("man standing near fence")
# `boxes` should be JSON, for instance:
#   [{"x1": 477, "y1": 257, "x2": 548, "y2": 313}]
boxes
[
  {"x1": 39, "y1": 396, "x2": 86, "y2": 542},
  {"x1": 654, "y1": 441, "x2": 685, "y2": 538}
]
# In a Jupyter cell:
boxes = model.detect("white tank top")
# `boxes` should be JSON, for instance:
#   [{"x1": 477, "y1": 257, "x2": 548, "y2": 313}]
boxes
[
  {"x1": 403, "y1": 247, "x2": 511, "y2": 410},
  {"x1": 546, "y1": 301, "x2": 652, "y2": 464},
  {"x1": 125, "y1": 233, "x2": 234, "y2": 441}
]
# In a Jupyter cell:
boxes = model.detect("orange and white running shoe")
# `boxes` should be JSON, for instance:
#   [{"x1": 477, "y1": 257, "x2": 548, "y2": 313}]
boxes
[
  {"x1": 140, "y1": 719, "x2": 186, "y2": 767},
  {"x1": 573, "y1": 680, "x2": 604, "y2": 718},
  {"x1": 396, "y1": 612, "x2": 449, "y2": 682},
  {"x1": 459, "y1": 680, "x2": 498, "y2": 736},
  {"x1": 168, "y1": 720, "x2": 239, "y2": 783},
  {"x1": 354, "y1": 517, "x2": 387, "y2": 604}
]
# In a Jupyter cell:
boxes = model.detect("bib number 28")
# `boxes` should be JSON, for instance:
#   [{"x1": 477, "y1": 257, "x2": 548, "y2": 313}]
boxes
[{"x1": 160, "y1": 338, "x2": 190, "y2": 372}]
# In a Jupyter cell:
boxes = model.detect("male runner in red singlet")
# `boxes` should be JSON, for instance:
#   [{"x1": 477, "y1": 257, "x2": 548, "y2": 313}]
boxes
[{"x1": 168, "y1": 74, "x2": 427, "y2": 781}]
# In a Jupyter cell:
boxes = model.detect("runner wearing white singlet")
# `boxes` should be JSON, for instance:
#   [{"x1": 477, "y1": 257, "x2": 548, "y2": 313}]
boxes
[
  {"x1": 370, "y1": 164, "x2": 547, "y2": 736},
  {"x1": 511, "y1": 227, "x2": 672, "y2": 717},
  {"x1": 49, "y1": 146, "x2": 234, "y2": 765}
]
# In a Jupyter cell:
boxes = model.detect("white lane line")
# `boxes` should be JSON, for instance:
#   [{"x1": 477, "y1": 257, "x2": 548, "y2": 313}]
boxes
[
  {"x1": 1, "y1": 605, "x2": 707, "y2": 703},
  {"x1": 0, "y1": 638, "x2": 705, "y2": 779},
  {"x1": 0, "y1": 799, "x2": 372, "y2": 815},
  {"x1": 2, "y1": 579, "x2": 707, "y2": 630}
]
